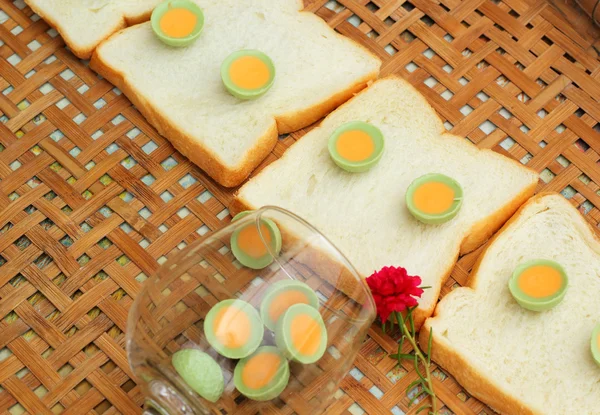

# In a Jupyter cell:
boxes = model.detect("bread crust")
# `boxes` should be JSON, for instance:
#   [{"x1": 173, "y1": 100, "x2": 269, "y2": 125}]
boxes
[
  {"x1": 91, "y1": 46, "x2": 377, "y2": 187},
  {"x1": 382, "y1": 76, "x2": 537, "y2": 327},
  {"x1": 91, "y1": 41, "x2": 283, "y2": 187},
  {"x1": 124, "y1": 9, "x2": 154, "y2": 26},
  {"x1": 24, "y1": 0, "x2": 154, "y2": 60},
  {"x1": 276, "y1": 72, "x2": 378, "y2": 134},
  {"x1": 276, "y1": 5, "x2": 381, "y2": 133},
  {"x1": 33, "y1": 0, "x2": 380, "y2": 186},
  {"x1": 386, "y1": 75, "x2": 539, "y2": 256},
  {"x1": 460, "y1": 180, "x2": 538, "y2": 254},
  {"x1": 92, "y1": 54, "x2": 379, "y2": 189},
  {"x1": 418, "y1": 323, "x2": 538, "y2": 415},
  {"x1": 229, "y1": 197, "x2": 253, "y2": 218},
  {"x1": 419, "y1": 193, "x2": 583, "y2": 415}
]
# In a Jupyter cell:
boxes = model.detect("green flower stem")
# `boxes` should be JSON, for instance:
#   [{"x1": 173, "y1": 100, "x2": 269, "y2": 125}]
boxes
[{"x1": 394, "y1": 310, "x2": 438, "y2": 415}]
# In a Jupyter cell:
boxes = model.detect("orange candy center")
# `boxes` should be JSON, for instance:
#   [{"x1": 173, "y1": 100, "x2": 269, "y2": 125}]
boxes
[
  {"x1": 413, "y1": 181, "x2": 455, "y2": 215},
  {"x1": 268, "y1": 290, "x2": 310, "y2": 323},
  {"x1": 213, "y1": 306, "x2": 251, "y2": 349},
  {"x1": 518, "y1": 265, "x2": 562, "y2": 299},
  {"x1": 229, "y1": 56, "x2": 270, "y2": 90},
  {"x1": 160, "y1": 8, "x2": 197, "y2": 38},
  {"x1": 335, "y1": 130, "x2": 375, "y2": 162},
  {"x1": 290, "y1": 314, "x2": 322, "y2": 355},
  {"x1": 241, "y1": 352, "x2": 282, "y2": 389},
  {"x1": 237, "y1": 223, "x2": 272, "y2": 258}
]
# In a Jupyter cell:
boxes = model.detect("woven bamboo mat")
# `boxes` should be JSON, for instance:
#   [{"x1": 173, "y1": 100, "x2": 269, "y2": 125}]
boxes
[{"x1": 0, "y1": 0, "x2": 599, "y2": 413}]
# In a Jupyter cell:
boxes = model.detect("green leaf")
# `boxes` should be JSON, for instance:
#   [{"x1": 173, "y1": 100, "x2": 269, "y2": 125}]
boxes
[
  {"x1": 382, "y1": 320, "x2": 386, "y2": 334},
  {"x1": 427, "y1": 327, "x2": 433, "y2": 365},
  {"x1": 409, "y1": 308, "x2": 415, "y2": 334},
  {"x1": 416, "y1": 404, "x2": 432, "y2": 414},
  {"x1": 421, "y1": 384, "x2": 433, "y2": 395},
  {"x1": 420, "y1": 286, "x2": 432, "y2": 290}
]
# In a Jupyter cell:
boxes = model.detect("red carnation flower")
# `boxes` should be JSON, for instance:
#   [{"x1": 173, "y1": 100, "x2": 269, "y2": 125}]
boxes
[{"x1": 366, "y1": 266, "x2": 424, "y2": 323}]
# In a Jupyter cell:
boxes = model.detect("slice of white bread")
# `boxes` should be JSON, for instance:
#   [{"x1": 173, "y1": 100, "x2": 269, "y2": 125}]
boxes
[
  {"x1": 90, "y1": 0, "x2": 381, "y2": 187},
  {"x1": 420, "y1": 193, "x2": 600, "y2": 415},
  {"x1": 24, "y1": 0, "x2": 161, "y2": 59},
  {"x1": 232, "y1": 76, "x2": 538, "y2": 326}
]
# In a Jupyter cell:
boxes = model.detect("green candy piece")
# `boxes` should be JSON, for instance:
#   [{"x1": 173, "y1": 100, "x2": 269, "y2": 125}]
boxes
[
  {"x1": 508, "y1": 259, "x2": 568, "y2": 312},
  {"x1": 221, "y1": 50, "x2": 276, "y2": 100},
  {"x1": 231, "y1": 211, "x2": 253, "y2": 222},
  {"x1": 234, "y1": 346, "x2": 289, "y2": 401},
  {"x1": 204, "y1": 299, "x2": 264, "y2": 359},
  {"x1": 275, "y1": 303, "x2": 327, "y2": 364},
  {"x1": 260, "y1": 280, "x2": 319, "y2": 331},
  {"x1": 150, "y1": 0, "x2": 205, "y2": 48},
  {"x1": 230, "y1": 212, "x2": 282, "y2": 270},
  {"x1": 172, "y1": 349, "x2": 224, "y2": 403},
  {"x1": 405, "y1": 173, "x2": 464, "y2": 225},
  {"x1": 328, "y1": 121, "x2": 385, "y2": 173}
]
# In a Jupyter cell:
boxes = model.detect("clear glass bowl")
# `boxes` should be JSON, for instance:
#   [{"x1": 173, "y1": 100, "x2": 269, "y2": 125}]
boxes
[{"x1": 127, "y1": 206, "x2": 376, "y2": 414}]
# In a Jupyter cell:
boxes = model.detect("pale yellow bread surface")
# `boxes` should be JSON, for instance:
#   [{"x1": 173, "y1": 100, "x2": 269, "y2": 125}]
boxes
[
  {"x1": 233, "y1": 77, "x2": 538, "y2": 325},
  {"x1": 24, "y1": 0, "x2": 161, "y2": 59},
  {"x1": 421, "y1": 193, "x2": 600, "y2": 414},
  {"x1": 91, "y1": 0, "x2": 381, "y2": 187}
]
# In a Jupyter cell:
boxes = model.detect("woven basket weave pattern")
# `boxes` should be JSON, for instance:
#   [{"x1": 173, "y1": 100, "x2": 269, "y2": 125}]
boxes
[{"x1": 0, "y1": 0, "x2": 599, "y2": 413}]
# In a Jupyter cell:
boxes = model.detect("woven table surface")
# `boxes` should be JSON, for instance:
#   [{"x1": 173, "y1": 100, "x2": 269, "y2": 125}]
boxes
[{"x1": 0, "y1": 0, "x2": 599, "y2": 413}]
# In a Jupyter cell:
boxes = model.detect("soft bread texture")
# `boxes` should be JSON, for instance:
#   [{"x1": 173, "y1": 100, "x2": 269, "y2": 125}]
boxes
[
  {"x1": 233, "y1": 77, "x2": 538, "y2": 325},
  {"x1": 24, "y1": 0, "x2": 161, "y2": 59},
  {"x1": 91, "y1": 0, "x2": 381, "y2": 187},
  {"x1": 421, "y1": 193, "x2": 600, "y2": 415}
]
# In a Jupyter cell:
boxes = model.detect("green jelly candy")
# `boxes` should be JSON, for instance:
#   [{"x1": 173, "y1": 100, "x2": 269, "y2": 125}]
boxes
[
  {"x1": 260, "y1": 280, "x2": 319, "y2": 331},
  {"x1": 275, "y1": 303, "x2": 327, "y2": 364},
  {"x1": 221, "y1": 50, "x2": 276, "y2": 100},
  {"x1": 328, "y1": 121, "x2": 385, "y2": 173},
  {"x1": 204, "y1": 299, "x2": 264, "y2": 359},
  {"x1": 230, "y1": 212, "x2": 282, "y2": 270},
  {"x1": 508, "y1": 259, "x2": 568, "y2": 312},
  {"x1": 172, "y1": 348, "x2": 224, "y2": 403},
  {"x1": 405, "y1": 173, "x2": 464, "y2": 225},
  {"x1": 150, "y1": 0, "x2": 205, "y2": 48},
  {"x1": 234, "y1": 346, "x2": 289, "y2": 401}
]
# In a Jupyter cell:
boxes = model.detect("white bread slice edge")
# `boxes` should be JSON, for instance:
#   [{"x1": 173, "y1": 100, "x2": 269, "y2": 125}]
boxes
[
  {"x1": 420, "y1": 193, "x2": 600, "y2": 415},
  {"x1": 232, "y1": 76, "x2": 538, "y2": 327},
  {"x1": 24, "y1": 0, "x2": 161, "y2": 59}
]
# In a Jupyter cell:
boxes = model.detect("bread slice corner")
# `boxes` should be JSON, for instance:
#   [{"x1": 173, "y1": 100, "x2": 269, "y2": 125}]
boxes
[{"x1": 24, "y1": 0, "x2": 159, "y2": 59}]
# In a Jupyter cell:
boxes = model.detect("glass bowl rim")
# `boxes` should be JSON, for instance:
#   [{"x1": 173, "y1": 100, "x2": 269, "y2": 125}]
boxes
[{"x1": 256, "y1": 205, "x2": 376, "y2": 322}]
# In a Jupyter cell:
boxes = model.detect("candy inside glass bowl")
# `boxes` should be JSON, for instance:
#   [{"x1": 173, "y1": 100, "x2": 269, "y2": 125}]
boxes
[{"x1": 127, "y1": 206, "x2": 376, "y2": 414}]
